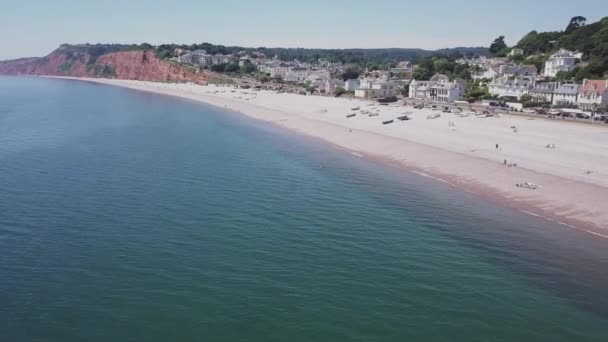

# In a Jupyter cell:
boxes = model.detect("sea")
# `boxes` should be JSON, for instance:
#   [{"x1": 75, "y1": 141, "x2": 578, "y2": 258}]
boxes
[{"x1": 1, "y1": 76, "x2": 607, "y2": 341}]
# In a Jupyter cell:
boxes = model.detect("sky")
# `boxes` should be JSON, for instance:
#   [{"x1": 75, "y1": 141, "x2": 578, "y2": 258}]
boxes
[{"x1": 0, "y1": 0, "x2": 606, "y2": 60}]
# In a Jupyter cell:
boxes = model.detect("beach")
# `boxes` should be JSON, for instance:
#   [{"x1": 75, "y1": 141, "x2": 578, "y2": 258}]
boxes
[{"x1": 53, "y1": 77, "x2": 608, "y2": 235}]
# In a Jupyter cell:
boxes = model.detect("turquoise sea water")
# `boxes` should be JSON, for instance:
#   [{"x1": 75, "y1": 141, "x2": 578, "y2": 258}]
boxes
[{"x1": 1, "y1": 76, "x2": 607, "y2": 341}]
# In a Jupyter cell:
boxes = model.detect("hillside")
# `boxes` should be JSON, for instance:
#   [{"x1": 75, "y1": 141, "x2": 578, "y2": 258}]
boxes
[
  {"x1": 514, "y1": 16, "x2": 608, "y2": 79},
  {"x1": 154, "y1": 43, "x2": 488, "y2": 66},
  {"x1": 0, "y1": 44, "x2": 211, "y2": 83}
]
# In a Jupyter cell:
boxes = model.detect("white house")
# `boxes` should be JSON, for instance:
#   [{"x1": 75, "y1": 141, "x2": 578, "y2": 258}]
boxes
[
  {"x1": 552, "y1": 83, "x2": 580, "y2": 106},
  {"x1": 543, "y1": 49, "x2": 579, "y2": 77},
  {"x1": 344, "y1": 79, "x2": 360, "y2": 91},
  {"x1": 408, "y1": 74, "x2": 464, "y2": 102},
  {"x1": 488, "y1": 76, "x2": 535, "y2": 99},
  {"x1": 577, "y1": 79, "x2": 608, "y2": 111},
  {"x1": 509, "y1": 48, "x2": 524, "y2": 56},
  {"x1": 283, "y1": 67, "x2": 308, "y2": 82},
  {"x1": 355, "y1": 77, "x2": 398, "y2": 98}
]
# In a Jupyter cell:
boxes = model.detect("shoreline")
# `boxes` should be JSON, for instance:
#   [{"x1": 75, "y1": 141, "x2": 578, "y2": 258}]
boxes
[{"x1": 42, "y1": 76, "x2": 608, "y2": 238}]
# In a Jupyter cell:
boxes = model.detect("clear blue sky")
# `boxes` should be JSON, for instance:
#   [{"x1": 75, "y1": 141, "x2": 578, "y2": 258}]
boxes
[{"x1": 0, "y1": 0, "x2": 605, "y2": 60}]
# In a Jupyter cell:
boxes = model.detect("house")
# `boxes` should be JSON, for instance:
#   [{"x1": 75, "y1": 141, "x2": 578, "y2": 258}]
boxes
[
  {"x1": 408, "y1": 74, "x2": 464, "y2": 102},
  {"x1": 355, "y1": 77, "x2": 398, "y2": 98},
  {"x1": 268, "y1": 64, "x2": 290, "y2": 78},
  {"x1": 488, "y1": 76, "x2": 535, "y2": 99},
  {"x1": 509, "y1": 48, "x2": 524, "y2": 56},
  {"x1": 283, "y1": 67, "x2": 308, "y2": 82},
  {"x1": 390, "y1": 61, "x2": 413, "y2": 74},
  {"x1": 499, "y1": 64, "x2": 537, "y2": 78},
  {"x1": 344, "y1": 79, "x2": 360, "y2": 91},
  {"x1": 429, "y1": 81, "x2": 464, "y2": 103},
  {"x1": 577, "y1": 79, "x2": 608, "y2": 111},
  {"x1": 552, "y1": 83, "x2": 580, "y2": 106},
  {"x1": 325, "y1": 79, "x2": 345, "y2": 95},
  {"x1": 408, "y1": 80, "x2": 432, "y2": 99},
  {"x1": 543, "y1": 49, "x2": 579, "y2": 77},
  {"x1": 529, "y1": 81, "x2": 557, "y2": 103}
]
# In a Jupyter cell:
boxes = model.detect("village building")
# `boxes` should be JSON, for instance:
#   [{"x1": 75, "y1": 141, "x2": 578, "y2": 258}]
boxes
[
  {"x1": 529, "y1": 81, "x2": 557, "y2": 103},
  {"x1": 324, "y1": 79, "x2": 345, "y2": 94},
  {"x1": 577, "y1": 79, "x2": 608, "y2": 111},
  {"x1": 408, "y1": 74, "x2": 464, "y2": 103},
  {"x1": 552, "y1": 82, "x2": 580, "y2": 106},
  {"x1": 543, "y1": 49, "x2": 580, "y2": 77},
  {"x1": 488, "y1": 76, "x2": 535, "y2": 99},
  {"x1": 344, "y1": 79, "x2": 360, "y2": 91},
  {"x1": 355, "y1": 76, "x2": 398, "y2": 98}
]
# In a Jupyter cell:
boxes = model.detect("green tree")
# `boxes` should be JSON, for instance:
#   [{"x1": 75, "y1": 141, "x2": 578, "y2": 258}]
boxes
[
  {"x1": 489, "y1": 36, "x2": 507, "y2": 55},
  {"x1": 413, "y1": 59, "x2": 434, "y2": 80},
  {"x1": 565, "y1": 16, "x2": 587, "y2": 34},
  {"x1": 334, "y1": 86, "x2": 347, "y2": 97},
  {"x1": 223, "y1": 63, "x2": 240, "y2": 73},
  {"x1": 240, "y1": 62, "x2": 256, "y2": 74}
]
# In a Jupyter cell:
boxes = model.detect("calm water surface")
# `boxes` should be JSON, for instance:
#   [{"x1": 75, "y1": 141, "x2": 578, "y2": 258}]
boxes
[{"x1": 1, "y1": 77, "x2": 607, "y2": 341}]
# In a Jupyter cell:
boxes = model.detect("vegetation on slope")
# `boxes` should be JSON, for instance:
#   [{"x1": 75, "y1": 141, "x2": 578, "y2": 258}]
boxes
[{"x1": 513, "y1": 16, "x2": 608, "y2": 80}]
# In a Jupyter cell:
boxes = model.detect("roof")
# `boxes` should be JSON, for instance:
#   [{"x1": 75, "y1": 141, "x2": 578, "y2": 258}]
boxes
[
  {"x1": 430, "y1": 73, "x2": 449, "y2": 82},
  {"x1": 581, "y1": 80, "x2": 608, "y2": 95},
  {"x1": 554, "y1": 83, "x2": 580, "y2": 95}
]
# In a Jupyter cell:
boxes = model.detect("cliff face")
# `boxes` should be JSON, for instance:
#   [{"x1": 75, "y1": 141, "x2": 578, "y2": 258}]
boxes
[{"x1": 0, "y1": 47, "x2": 211, "y2": 83}]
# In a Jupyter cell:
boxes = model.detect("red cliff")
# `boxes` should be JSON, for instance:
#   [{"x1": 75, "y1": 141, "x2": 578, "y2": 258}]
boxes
[{"x1": 0, "y1": 47, "x2": 211, "y2": 84}]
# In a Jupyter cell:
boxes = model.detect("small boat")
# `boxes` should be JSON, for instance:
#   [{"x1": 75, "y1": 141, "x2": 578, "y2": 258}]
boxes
[
  {"x1": 382, "y1": 120, "x2": 394, "y2": 125},
  {"x1": 351, "y1": 107, "x2": 360, "y2": 111},
  {"x1": 401, "y1": 111, "x2": 413, "y2": 115},
  {"x1": 426, "y1": 114, "x2": 441, "y2": 120},
  {"x1": 360, "y1": 110, "x2": 370, "y2": 115},
  {"x1": 346, "y1": 113, "x2": 356, "y2": 118},
  {"x1": 397, "y1": 115, "x2": 410, "y2": 121},
  {"x1": 368, "y1": 113, "x2": 379, "y2": 117},
  {"x1": 380, "y1": 103, "x2": 389, "y2": 106}
]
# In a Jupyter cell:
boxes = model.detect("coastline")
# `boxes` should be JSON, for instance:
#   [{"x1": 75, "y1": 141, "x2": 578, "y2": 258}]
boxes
[{"x1": 44, "y1": 76, "x2": 608, "y2": 237}]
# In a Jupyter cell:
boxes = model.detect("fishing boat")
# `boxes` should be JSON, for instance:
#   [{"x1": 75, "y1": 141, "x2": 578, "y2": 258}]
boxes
[
  {"x1": 382, "y1": 120, "x2": 394, "y2": 125},
  {"x1": 426, "y1": 114, "x2": 441, "y2": 120},
  {"x1": 368, "y1": 113, "x2": 379, "y2": 117},
  {"x1": 351, "y1": 107, "x2": 360, "y2": 111},
  {"x1": 346, "y1": 113, "x2": 356, "y2": 118},
  {"x1": 397, "y1": 115, "x2": 410, "y2": 121}
]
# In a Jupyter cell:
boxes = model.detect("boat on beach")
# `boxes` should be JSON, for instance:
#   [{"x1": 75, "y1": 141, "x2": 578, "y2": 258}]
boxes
[
  {"x1": 346, "y1": 113, "x2": 356, "y2": 118},
  {"x1": 397, "y1": 115, "x2": 411, "y2": 121},
  {"x1": 382, "y1": 119, "x2": 394, "y2": 125}
]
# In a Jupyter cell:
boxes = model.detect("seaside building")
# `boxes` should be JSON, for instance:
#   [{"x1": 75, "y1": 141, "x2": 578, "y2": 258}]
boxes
[
  {"x1": 488, "y1": 76, "x2": 535, "y2": 100},
  {"x1": 325, "y1": 79, "x2": 345, "y2": 95},
  {"x1": 529, "y1": 81, "x2": 557, "y2": 103},
  {"x1": 283, "y1": 67, "x2": 308, "y2": 82},
  {"x1": 344, "y1": 79, "x2": 360, "y2": 91},
  {"x1": 408, "y1": 74, "x2": 464, "y2": 102},
  {"x1": 543, "y1": 49, "x2": 580, "y2": 77},
  {"x1": 577, "y1": 79, "x2": 608, "y2": 111},
  {"x1": 552, "y1": 82, "x2": 580, "y2": 106},
  {"x1": 355, "y1": 77, "x2": 398, "y2": 98}
]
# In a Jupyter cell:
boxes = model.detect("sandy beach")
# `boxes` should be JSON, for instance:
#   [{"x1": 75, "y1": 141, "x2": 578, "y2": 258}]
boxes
[{"x1": 51, "y1": 77, "x2": 608, "y2": 236}]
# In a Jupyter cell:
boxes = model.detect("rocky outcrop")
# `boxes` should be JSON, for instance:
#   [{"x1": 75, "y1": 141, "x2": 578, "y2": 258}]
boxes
[{"x1": 0, "y1": 47, "x2": 211, "y2": 84}]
